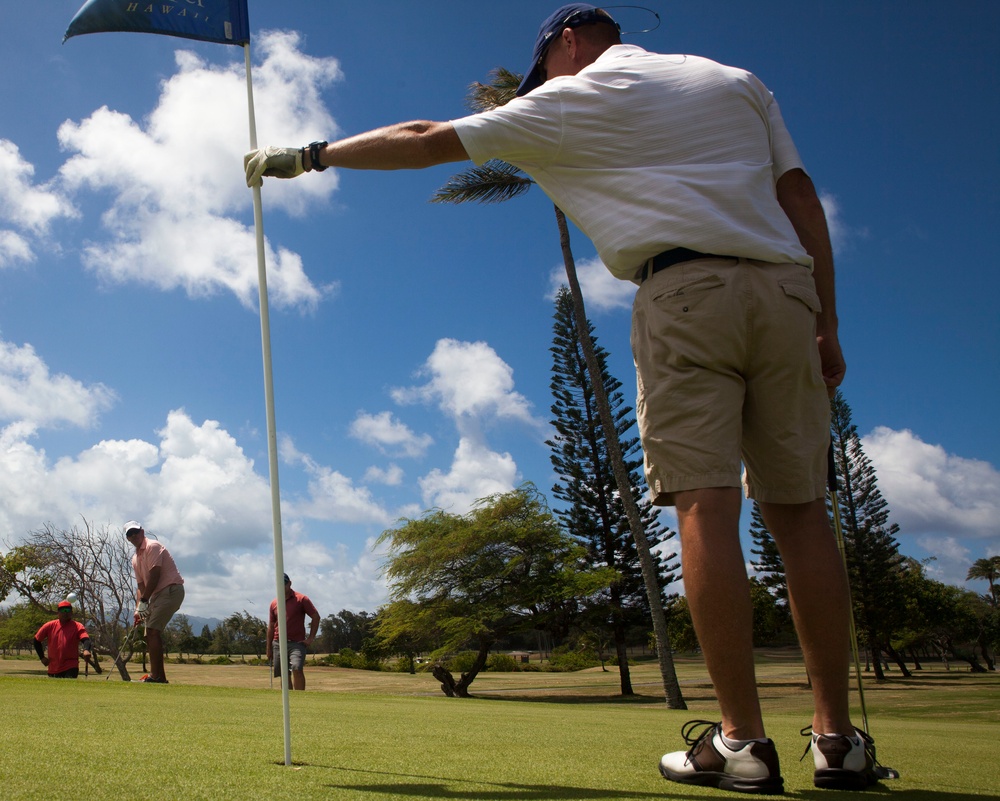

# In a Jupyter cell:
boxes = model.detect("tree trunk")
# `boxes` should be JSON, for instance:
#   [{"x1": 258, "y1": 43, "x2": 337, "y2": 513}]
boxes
[
  {"x1": 454, "y1": 641, "x2": 492, "y2": 697},
  {"x1": 554, "y1": 206, "x2": 685, "y2": 709},
  {"x1": 869, "y1": 643, "x2": 886, "y2": 681},
  {"x1": 431, "y1": 663, "x2": 456, "y2": 697},
  {"x1": 976, "y1": 634, "x2": 995, "y2": 671},
  {"x1": 944, "y1": 639, "x2": 988, "y2": 673},
  {"x1": 613, "y1": 621, "x2": 635, "y2": 695},
  {"x1": 431, "y1": 641, "x2": 493, "y2": 698},
  {"x1": 112, "y1": 646, "x2": 132, "y2": 682},
  {"x1": 884, "y1": 643, "x2": 912, "y2": 677}
]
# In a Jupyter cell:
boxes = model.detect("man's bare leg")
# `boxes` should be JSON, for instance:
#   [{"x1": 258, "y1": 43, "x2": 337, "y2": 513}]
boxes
[
  {"x1": 675, "y1": 486, "x2": 765, "y2": 740},
  {"x1": 147, "y1": 628, "x2": 166, "y2": 680},
  {"x1": 760, "y1": 498, "x2": 853, "y2": 735}
]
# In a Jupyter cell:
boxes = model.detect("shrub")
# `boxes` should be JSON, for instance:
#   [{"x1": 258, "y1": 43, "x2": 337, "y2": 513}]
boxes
[
  {"x1": 445, "y1": 650, "x2": 479, "y2": 674},
  {"x1": 548, "y1": 646, "x2": 598, "y2": 672},
  {"x1": 486, "y1": 653, "x2": 518, "y2": 672},
  {"x1": 318, "y1": 648, "x2": 383, "y2": 671}
]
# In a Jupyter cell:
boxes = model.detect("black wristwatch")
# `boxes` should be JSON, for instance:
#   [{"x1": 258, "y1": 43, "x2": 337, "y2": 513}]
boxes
[{"x1": 308, "y1": 140, "x2": 328, "y2": 172}]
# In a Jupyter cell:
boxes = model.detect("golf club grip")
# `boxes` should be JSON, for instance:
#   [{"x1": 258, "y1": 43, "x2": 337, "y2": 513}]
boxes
[{"x1": 826, "y1": 441, "x2": 838, "y2": 493}]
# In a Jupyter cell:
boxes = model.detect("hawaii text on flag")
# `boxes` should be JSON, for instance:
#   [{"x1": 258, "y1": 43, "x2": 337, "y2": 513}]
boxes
[{"x1": 65, "y1": 0, "x2": 250, "y2": 47}]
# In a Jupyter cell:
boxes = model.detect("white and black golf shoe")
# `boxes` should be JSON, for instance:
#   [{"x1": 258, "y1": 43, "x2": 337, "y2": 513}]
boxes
[{"x1": 659, "y1": 720, "x2": 784, "y2": 795}]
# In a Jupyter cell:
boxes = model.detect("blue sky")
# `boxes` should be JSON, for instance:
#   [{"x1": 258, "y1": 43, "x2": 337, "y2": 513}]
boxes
[{"x1": 1, "y1": 1, "x2": 998, "y2": 619}]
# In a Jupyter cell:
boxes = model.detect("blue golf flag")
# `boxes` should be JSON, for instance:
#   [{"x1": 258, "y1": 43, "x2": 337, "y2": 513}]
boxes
[{"x1": 65, "y1": 0, "x2": 250, "y2": 46}]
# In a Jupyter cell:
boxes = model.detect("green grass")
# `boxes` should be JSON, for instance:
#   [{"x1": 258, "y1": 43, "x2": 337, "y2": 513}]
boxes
[{"x1": 2, "y1": 654, "x2": 998, "y2": 799}]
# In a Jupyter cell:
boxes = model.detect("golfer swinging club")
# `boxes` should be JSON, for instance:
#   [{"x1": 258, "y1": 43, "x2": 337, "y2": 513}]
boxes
[
  {"x1": 125, "y1": 521, "x2": 185, "y2": 684},
  {"x1": 246, "y1": 4, "x2": 889, "y2": 792}
]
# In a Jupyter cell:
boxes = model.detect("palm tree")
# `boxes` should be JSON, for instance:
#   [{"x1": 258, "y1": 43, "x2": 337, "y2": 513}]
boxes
[
  {"x1": 433, "y1": 68, "x2": 685, "y2": 708},
  {"x1": 967, "y1": 556, "x2": 1000, "y2": 608}
]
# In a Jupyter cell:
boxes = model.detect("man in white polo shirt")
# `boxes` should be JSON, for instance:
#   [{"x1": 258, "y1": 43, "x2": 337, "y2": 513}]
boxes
[{"x1": 244, "y1": 4, "x2": 883, "y2": 793}]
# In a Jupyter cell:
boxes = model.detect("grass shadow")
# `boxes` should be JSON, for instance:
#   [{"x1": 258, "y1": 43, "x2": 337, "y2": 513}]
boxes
[
  {"x1": 314, "y1": 764, "x2": 666, "y2": 799},
  {"x1": 471, "y1": 691, "x2": 718, "y2": 705}
]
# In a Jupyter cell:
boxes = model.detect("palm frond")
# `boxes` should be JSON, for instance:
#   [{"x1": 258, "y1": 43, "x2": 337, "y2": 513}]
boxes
[
  {"x1": 466, "y1": 68, "x2": 523, "y2": 112},
  {"x1": 431, "y1": 160, "x2": 533, "y2": 205}
]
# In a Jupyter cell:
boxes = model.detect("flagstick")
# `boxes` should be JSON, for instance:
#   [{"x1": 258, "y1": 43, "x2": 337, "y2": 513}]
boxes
[{"x1": 244, "y1": 41, "x2": 292, "y2": 768}]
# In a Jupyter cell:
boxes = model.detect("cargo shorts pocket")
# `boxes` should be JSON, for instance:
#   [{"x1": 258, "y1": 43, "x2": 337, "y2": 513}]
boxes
[
  {"x1": 778, "y1": 279, "x2": 822, "y2": 314},
  {"x1": 650, "y1": 273, "x2": 727, "y2": 313}
]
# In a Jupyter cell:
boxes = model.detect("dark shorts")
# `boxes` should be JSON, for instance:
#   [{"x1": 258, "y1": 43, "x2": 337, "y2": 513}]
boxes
[{"x1": 49, "y1": 668, "x2": 79, "y2": 678}]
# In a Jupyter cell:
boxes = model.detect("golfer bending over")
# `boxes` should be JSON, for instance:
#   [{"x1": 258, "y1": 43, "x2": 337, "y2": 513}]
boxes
[{"x1": 246, "y1": 4, "x2": 884, "y2": 792}]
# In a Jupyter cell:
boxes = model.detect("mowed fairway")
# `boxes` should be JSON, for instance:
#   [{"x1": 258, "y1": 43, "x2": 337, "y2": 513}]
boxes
[{"x1": 1, "y1": 653, "x2": 997, "y2": 800}]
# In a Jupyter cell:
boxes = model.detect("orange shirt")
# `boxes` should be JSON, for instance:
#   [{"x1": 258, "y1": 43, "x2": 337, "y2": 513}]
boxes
[
  {"x1": 269, "y1": 591, "x2": 319, "y2": 642},
  {"x1": 35, "y1": 619, "x2": 89, "y2": 674}
]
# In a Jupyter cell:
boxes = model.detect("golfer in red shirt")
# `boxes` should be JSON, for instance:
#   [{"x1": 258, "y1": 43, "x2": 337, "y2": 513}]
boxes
[
  {"x1": 267, "y1": 574, "x2": 319, "y2": 690},
  {"x1": 34, "y1": 601, "x2": 92, "y2": 678}
]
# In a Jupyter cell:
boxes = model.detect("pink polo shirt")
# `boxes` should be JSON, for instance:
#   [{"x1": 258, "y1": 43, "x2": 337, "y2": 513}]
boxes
[{"x1": 131, "y1": 538, "x2": 184, "y2": 599}]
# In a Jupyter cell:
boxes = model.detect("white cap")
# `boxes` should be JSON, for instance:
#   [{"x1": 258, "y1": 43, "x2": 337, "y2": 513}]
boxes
[{"x1": 123, "y1": 520, "x2": 143, "y2": 535}]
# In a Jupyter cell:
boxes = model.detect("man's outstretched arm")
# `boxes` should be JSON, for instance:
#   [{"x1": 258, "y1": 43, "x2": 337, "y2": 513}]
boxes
[{"x1": 245, "y1": 121, "x2": 468, "y2": 185}]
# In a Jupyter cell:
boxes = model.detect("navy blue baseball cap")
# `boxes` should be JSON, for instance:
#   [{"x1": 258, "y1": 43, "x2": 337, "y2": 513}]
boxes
[{"x1": 516, "y1": 4, "x2": 620, "y2": 96}]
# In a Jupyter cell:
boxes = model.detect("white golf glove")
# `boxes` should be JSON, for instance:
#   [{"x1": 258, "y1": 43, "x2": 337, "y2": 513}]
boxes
[
  {"x1": 137, "y1": 600, "x2": 149, "y2": 621},
  {"x1": 244, "y1": 146, "x2": 303, "y2": 187}
]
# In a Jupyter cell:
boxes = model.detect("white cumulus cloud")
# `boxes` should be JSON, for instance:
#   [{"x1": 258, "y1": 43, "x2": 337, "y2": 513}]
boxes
[
  {"x1": 863, "y1": 426, "x2": 1000, "y2": 582},
  {"x1": 392, "y1": 338, "x2": 541, "y2": 428},
  {"x1": 547, "y1": 255, "x2": 636, "y2": 313},
  {"x1": 55, "y1": 31, "x2": 342, "y2": 310},
  {"x1": 350, "y1": 410, "x2": 432, "y2": 458},
  {"x1": 0, "y1": 338, "x2": 116, "y2": 428},
  {"x1": 419, "y1": 436, "x2": 519, "y2": 513},
  {"x1": 0, "y1": 139, "x2": 77, "y2": 268}
]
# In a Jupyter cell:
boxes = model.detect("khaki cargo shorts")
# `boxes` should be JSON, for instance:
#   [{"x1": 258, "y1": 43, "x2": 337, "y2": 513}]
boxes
[
  {"x1": 630, "y1": 257, "x2": 829, "y2": 506},
  {"x1": 146, "y1": 583, "x2": 184, "y2": 631}
]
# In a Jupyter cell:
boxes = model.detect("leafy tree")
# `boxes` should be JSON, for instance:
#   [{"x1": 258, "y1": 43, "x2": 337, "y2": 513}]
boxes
[
  {"x1": 434, "y1": 67, "x2": 686, "y2": 709},
  {"x1": 830, "y1": 391, "x2": 910, "y2": 679},
  {"x1": 664, "y1": 596, "x2": 698, "y2": 653},
  {"x1": 749, "y1": 502, "x2": 786, "y2": 602},
  {"x1": 548, "y1": 286, "x2": 679, "y2": 694},
  {"x1": 893, "y1": 557, "x2": 994, "y2": 671},
  {"x1": 747, "y1": 503, "x2": 794, "y2": 645},
  {"x1": 375, "y1": 484, "x2": 615, "y2": 697},
  {"x1": 748, "y1": 577, "x2": 790, "y2": 646},
  {"x1": 967, "y1": 556, "x2": 1000, "y2": 608},
  {"x1": 319, "y1": 609, "x2": 375, "y2": 653},
  {"x1": 2, "y1": 521, "x2": 141, "y2": 680},
  {"x1": 0, "y1": 603, "x2": 51, "y2": 654},
  {"x1": 217, "y1": 610, "x2": 267, "y2": 659},
  {"x1": 373, "y1": 611, "x2": 432, "y2": 674},
  {"x1": 165, "y1": 613, "x2": 194, "y2": 658},
  {"x1": 210, "y1": 621, "x2": 234, "y2": 657}
]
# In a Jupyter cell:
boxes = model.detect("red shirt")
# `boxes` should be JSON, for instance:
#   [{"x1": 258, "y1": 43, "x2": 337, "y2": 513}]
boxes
[
  {"x1": 269, "y1": 591, "x2": 319, "y2": 642},
  {"x1": 35, "y1": 618, "x2": 89, "y2": 674}
]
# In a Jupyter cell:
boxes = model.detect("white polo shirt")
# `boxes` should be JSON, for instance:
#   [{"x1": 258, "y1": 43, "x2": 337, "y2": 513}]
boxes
[{"x1": 452, "y1": 45, "x2": 811, "y2": 281}]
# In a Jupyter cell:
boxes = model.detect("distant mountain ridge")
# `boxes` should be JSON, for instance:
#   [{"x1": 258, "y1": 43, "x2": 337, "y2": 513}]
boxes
[{"x1": 180, "y1": 614, "x2": 223, "y2": 634}]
